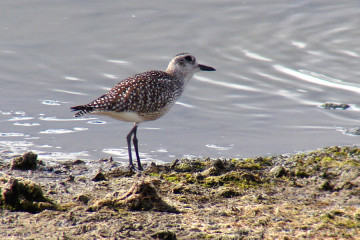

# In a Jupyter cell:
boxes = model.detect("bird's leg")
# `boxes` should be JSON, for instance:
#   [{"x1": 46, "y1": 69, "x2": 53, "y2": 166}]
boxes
[
  {"x1": 132, "y1": 124, "x2": 143, "y2": 171},
  {"x1": 126, "y1": 124, "x2": 137, "y2": 170}
]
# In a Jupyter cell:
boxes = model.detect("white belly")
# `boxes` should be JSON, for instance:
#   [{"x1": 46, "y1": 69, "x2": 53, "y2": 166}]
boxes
[{"x1": 92, "y1": 111, "x2": 145, "y2": 123}]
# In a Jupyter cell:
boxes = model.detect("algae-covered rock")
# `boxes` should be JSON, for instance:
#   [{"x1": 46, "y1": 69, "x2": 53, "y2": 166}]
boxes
[
  {"x1": 201, "y1": 159, "x2": 226, "y2": 177},
  {"x1": 75, "y1": 194, "x2": 91, "y2": 204},
  {"x1": 269, "y1": 166, "x2": 286, "y2": 178},
  {"x1": 0, "y1": 176, "x2": 56, "y2": 213},
  {"x1": 90, "y1": 180, "x2": 178, "y2": 213},
  {"x1": 218, "y1": 187, "x2": 242, "y2": 198},
  {"x1": 201, "y1": 166, "x2": 221, "y2": 177},
  {"x1": 322, "y1": 102, "x2": 350, "y2": 110},
  {"x1": 318, "y1": 179, "x2": 334, "y2": 191},
  {"x1": 10, "y1": 152, "x2": 38, "y2": 170},
  {"x1": 151, "y1": 230, "x2": 177, "y2": 240},
  {"x1": 173, "y1": 159, "x2": 207, "y2": 173},
  {"x1": 91, "y1": 171, "x2": 107, "y2": 182}
]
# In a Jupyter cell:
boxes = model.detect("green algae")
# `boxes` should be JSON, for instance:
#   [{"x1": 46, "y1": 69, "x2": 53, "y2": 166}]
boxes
[
  {"x1": 174, "y1": 159, "x2": 208, "y2": 173},
  {"x1": 0, "y1": 176, "x2": 57, "y2": 213},
  {"x1": 232, "y1": 157, "x2": 273, "y2": 170},
  {"x1": 284, "y1": 146, "x2": 360, "y2": 181},
  {"x1": 320, "y1": 209, "x2": 360, "y2": 230},
  {"x1": 155, "y1": 159, "x2": 266, "y2": 191},
  {"x1": 203, "y1": 171, "x2": 261, "y2": 190},
  {"x1": 10, "y1": 151, "x2": 38, "y2": 170}
]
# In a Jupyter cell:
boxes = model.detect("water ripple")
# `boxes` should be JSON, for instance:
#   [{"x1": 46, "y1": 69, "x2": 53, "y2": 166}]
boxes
[
  {"x1": 87, "y1": 120, "x2": 107, "y2": 124},
  {"x1": 103, "y1": 73, "x2": 118, "y2": 79},
  {"x1": 53, "y1": 89, "x2": 87, "y2": 95},
  {"x1": 103, "y1": 148, "x2": 154, "y2": 162},
  {"x1": 37, "y1": 151, "x2": 90, "y2": 161},
  {"x1": 242, "y1": 50, "x2": 272, "y2": 62},
  {"x1": 73, "y1": 127, "x2": 88, "y2": 131},
  {"x1": 13, "y1": 122, "x2": 40, "y2": 127},
  {"x1": 0, "y1": 140, "x2": 34, "y2": 159},
  {"x1": 175, "y1": 101, "x2": 195, "y2": 108},
  {"x1": 41, "y1": 100, "x2": 63, "y2": 106},
  {"x1": 0, "y1": 132, "x2": 25, "y2": 137},
  {"x1": 274, "y1": 65, "x2": 360, "y2": 94},
  {"x1": 39, "y1": 116, "x2": 90, "y2": 121},
  {"x1": 195, "y1": 76, "x2": 259, "y2": 92},
  {"x1": 107, "y1": 59, "x2": 129, "y2": 64},
  {"x1": 39, "y1": 129, "x2": 74, "y2": 134},
  {"x1": 64, "y1": 76, "x2": 84, "y2": 81},
  {"x1": 205, "y1": 144, "x2": 233, "y2": 151},
  {"x1": 8, "y1": 116, "x2": 34, "y2": 121},
  {"x1": 291, "y1": 41, "x2": 307, "y2": 49}
]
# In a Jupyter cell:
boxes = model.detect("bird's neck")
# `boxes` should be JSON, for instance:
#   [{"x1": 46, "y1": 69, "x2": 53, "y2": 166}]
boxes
[{"x1": 166, "y1": 67, "x2": 194, "y2": 87}]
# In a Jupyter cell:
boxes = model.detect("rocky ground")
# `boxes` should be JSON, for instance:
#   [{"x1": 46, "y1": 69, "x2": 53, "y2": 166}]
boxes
[{"x1": 0, "y1": 146, "x2": 360, "y2": 239}]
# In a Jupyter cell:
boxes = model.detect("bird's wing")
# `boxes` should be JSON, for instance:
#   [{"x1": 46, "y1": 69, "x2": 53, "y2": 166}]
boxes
[{"x1": 71, "y1": 71, "x2": 175, "y2": 116}]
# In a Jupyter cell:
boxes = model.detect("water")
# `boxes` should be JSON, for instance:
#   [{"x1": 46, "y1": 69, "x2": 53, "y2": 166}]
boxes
[{"x1": 1, "y1": 1, "x2": 360, "y2": 167}]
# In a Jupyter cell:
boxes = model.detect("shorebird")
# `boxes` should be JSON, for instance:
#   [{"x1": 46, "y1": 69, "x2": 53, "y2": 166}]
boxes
[{"x1": 71, "y1": 53, "x2": 215, "y2": 170}]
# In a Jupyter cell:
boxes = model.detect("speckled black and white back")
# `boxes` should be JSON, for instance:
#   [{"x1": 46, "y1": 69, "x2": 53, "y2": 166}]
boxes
[
  {"x1": 72, "y1": 70, "x2": 183, "y2": 122},
  {"x1": 71, "y1": 53, "x2": 215, "y2": 123}
]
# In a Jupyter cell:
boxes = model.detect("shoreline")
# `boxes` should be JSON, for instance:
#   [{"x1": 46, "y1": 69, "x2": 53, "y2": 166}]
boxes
[{"x1": 1, "y1": 145, "x2": 360, "y2": 239}]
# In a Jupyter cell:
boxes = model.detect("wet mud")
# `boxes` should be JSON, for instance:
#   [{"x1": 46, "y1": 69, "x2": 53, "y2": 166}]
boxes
[{"x1": 1, "y1": 146, "x2": 360, "y2": 239}]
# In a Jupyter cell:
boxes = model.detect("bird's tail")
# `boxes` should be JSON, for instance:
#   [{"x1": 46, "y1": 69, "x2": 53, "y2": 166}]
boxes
[{"x1": 71, "y1": 105, "x2": 93, "y2": 117}]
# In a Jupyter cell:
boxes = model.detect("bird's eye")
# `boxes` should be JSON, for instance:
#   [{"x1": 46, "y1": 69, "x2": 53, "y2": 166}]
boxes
[{"x1": 184, "y1": 56, "x2": 193, "y2": 62}]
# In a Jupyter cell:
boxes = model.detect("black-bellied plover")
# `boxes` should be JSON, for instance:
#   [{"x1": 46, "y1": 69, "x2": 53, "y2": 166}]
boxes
[{"x1": 71, "y1": 53, "x2": 215, "y2": 170}]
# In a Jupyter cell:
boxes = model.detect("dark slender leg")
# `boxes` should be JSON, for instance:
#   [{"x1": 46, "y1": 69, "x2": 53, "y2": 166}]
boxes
[
  {"x1": 132, "y1": 126, "x2": 143, "y2": 170},
  {"x1": 126, "y1": 124, "x2": 137, "y2": 170}
]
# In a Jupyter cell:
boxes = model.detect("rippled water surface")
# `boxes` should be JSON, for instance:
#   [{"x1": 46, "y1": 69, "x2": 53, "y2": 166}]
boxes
[{"x1": 1, "y1": 1, "x2": 360, "y2": 166}]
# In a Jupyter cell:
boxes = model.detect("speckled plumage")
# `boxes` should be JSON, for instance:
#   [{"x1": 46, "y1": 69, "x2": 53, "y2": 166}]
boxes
[
  {"x1": 72, "y1": 70, "x2": 184, "y2": 122},
  {"x1": 71, "y1": 53, "x2": 215, "y2": 170}
]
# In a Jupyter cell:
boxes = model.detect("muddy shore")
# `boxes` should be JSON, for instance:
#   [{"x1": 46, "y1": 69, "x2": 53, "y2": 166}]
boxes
[{"x1": 1, "y1": 146, "x2": 360, "y2": 239}]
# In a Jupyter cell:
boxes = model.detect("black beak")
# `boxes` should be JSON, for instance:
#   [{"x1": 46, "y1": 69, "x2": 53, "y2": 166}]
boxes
[{"x1": 198, "y1": 64, "x2": 216, "y2": 71}]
